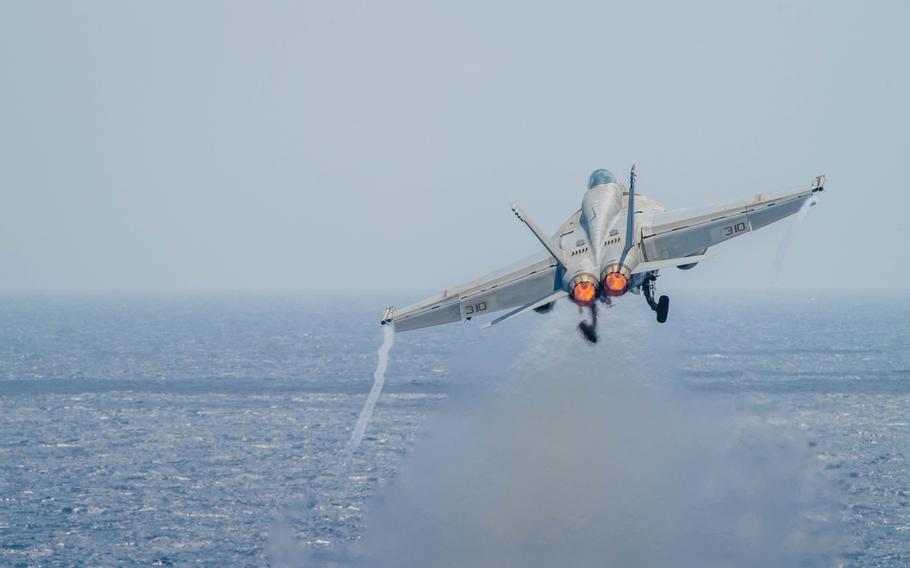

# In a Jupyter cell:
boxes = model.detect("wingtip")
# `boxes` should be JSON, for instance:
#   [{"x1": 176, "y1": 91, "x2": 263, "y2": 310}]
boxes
[
  {"x1": 813, "y1": 174, "x2": 826, "y2": 192},
  {"x1": 380, "y1": 306, "x2": 395, "y2": 325}
]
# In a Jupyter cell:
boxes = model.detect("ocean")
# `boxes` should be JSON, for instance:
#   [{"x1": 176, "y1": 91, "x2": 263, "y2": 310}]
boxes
[{"x1": 0, "y1": 291, "x2": 907, "y2": 566}]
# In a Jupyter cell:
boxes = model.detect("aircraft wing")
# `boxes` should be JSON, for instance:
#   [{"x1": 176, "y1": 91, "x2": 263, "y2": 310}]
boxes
[
  {"x1": 382, "y1": 253, "x2": 561, "y2": 332},
  {"x1": 639, "y1": 175, "x2": 825, "y2": 262}
]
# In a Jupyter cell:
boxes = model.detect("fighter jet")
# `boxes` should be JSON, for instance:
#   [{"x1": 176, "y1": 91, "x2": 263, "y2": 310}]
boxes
[{"x1": 382, "y1": 166, "x2": 825, "y2": 342}]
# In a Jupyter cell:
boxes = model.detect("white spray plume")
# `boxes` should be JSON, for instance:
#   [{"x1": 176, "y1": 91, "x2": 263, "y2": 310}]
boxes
[
  {"x1": 344, "y1": 324, "x2": 395, "y2": 456},
  {"x1": 338, "y1": 305, "x2": 842, "y2": 568},
  {"x1": 769, "y1": 195, "x2": 819, "y2": 286}
]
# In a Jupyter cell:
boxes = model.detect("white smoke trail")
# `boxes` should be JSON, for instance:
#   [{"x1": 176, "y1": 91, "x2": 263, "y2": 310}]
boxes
[
  {"x1": 265, "y1": 326, "x2": 396, "y2": 567},
  {"x1": 344, "y1": 324, "x2": 395, "y2": 456},
  {"x1": 769, "y1": 195, "x2": 819, "y2": 286}
]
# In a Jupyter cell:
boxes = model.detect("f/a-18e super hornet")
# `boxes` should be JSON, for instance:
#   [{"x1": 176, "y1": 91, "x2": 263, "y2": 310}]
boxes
[{"x1": 382, "y1": 166, "x2": 825, "y2": 342}]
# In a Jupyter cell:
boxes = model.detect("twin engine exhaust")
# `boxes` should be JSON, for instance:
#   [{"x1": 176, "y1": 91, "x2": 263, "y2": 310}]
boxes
[{"x1": 570, "y1": 264, "x2": 631, "y2": 306}]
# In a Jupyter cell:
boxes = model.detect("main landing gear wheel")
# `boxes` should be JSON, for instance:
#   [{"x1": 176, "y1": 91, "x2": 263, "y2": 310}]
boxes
[
  {"x1": 656, "y1": 295, "x2": 669, "y2": 323},
  {"x1": 643, "y1": 275, "x2": 670, "y2": 324}
]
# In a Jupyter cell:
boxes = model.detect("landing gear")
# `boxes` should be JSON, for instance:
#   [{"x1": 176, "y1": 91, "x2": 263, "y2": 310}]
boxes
[
  {"x1": 656, "y1": 295, "x2": 669, "y2": 323},
  {"x1": 643, "y1": 275, "x2": 670, "y2": 324},
  {"x1": 578, "y1": 301, "x2": 598, "y2": 343}
]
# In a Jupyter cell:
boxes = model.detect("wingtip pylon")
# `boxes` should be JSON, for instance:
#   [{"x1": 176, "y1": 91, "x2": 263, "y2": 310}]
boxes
[{"x1": 812, "y1": 174, "x2": 826, "y2": 192}]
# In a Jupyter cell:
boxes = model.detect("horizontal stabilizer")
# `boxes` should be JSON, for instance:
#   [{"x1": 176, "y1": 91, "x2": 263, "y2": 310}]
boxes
[
  {"x1": 482, "y1": 290, "x2": 567, "y2": 329},
  {"x1": 631, "y1": 253, "x2": 718, "y2": 274}
]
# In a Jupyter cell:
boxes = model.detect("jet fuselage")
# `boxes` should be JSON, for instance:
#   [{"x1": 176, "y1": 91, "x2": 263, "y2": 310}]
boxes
[{"x1": 560, "y1": 175, "x2": 662, "y2": 304}]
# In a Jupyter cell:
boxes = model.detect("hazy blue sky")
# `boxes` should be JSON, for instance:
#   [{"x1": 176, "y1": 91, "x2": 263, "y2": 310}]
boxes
[{"x1": 1, "y1": 1, "x2": 907, "y2": 291}]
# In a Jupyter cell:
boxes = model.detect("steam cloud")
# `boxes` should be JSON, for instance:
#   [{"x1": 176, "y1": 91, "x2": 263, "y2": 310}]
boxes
[{"x1": 336, "y1": 304, "x2": 841, "y2": 567}]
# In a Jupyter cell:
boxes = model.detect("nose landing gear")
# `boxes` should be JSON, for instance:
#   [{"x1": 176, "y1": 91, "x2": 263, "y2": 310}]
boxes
[
  {"x1": 643, "y1": 275, "x2": 670, "y2": 323},
  {"x1": 578, "y1": 301, "x2": 598, "y2": 343}
]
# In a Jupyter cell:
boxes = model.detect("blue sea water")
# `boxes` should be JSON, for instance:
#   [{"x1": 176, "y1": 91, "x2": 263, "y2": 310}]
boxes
[{"x1": 0, "y1": 291, "x2": 907, "y2": 566}]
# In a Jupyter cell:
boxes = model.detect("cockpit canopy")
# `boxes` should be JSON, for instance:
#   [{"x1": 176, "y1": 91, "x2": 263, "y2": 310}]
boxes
[{"x1": 587, "y1": 169, "x2": 617, "y2": 189}]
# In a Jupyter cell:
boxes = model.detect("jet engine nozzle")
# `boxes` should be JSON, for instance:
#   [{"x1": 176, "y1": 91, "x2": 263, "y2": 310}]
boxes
[
  {"x1": 601, "y1": 263, "x2": 631, "y2": 296},
  {"x1": 570, "y1": 274, "x2": 599, "y2": 306},
  {"x1": 604, "y1": 272, "x2": 628, "y2": 296}
]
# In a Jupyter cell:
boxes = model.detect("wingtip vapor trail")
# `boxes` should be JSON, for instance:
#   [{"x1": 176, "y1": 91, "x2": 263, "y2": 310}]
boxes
[
  {"x1": 344, "y1": 324, "x2": 395, "y2": 457},
  {"x1": 768, "y1": 194, "x2": 820, "y2": 286}
]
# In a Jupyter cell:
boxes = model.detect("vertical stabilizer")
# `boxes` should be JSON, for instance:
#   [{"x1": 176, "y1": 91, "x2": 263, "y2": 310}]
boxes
[
  {"x1": 618, "y1": 164, "x2": 636, "y2": 268},
  {"x1": 511, "y1": 202, "x2": 566, "y2": 267}
]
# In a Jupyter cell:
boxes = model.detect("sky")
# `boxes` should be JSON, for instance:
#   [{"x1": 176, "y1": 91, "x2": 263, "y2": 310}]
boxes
[{"x1": 0, "y1": 1, "x2": 907, "y2": 291}]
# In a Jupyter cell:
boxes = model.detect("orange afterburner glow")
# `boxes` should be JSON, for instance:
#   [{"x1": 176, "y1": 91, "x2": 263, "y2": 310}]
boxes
[
  {"x1": 572, "y1": 281, "x2": 597, "y2": 305},
  {"x1": 604, "y1": 272, "x2": 628, "y2": 296}
]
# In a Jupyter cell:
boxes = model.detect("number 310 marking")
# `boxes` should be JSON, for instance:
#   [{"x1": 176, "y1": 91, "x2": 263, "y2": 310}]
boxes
[
  {"x1": 723, "y1": 222, "x2": 747, "y2": 237},
  {"x1": 464, "y1": 302, "x2": 487, "y2": 315}
]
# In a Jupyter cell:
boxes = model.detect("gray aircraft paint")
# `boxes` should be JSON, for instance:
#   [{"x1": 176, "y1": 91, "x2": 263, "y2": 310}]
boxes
[{"x1": 385, "y1": 170, "x2": 824, "y2": 332}]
